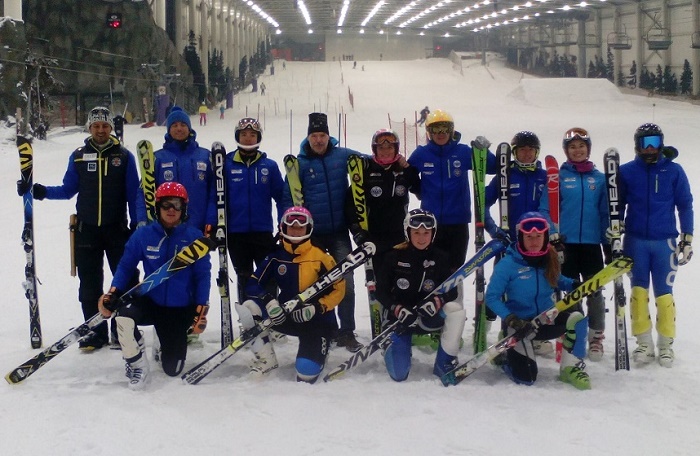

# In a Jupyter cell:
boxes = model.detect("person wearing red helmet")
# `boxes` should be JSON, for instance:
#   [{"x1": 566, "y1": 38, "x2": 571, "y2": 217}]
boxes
[
  {"x1": 97, "y1": 182, "x2": 211, "y2": 389},
  {"x1": 238, "y1": 207, "x2": 344, "y2": 382}
]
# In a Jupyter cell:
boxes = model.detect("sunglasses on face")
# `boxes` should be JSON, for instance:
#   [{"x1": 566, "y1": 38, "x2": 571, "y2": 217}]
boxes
[
  {"x1": 639, "y1": 135, "x2": 662, "y2": 149},
  {"x1": 518, "y1": 217, "x2": 548, "y2": 234},
  {"x1": 160, "y1": 199, "x2": 183, "y2": 211},
  {"x1": 283, "y1": 213, "x2": 311, "y2": 227},
  {"x1": 407, "y1": 214, "x2": 436, "y2": 230}
]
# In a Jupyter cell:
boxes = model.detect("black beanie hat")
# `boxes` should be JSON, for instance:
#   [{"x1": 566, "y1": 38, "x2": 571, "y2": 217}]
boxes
[{"x1": 308, "y1": 112, "x2": 329, "y2": 135}]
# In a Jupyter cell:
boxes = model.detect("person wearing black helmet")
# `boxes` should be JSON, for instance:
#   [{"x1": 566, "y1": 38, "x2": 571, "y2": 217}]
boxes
[
  {"x1": 618, "y1": 123, "x2": 694, "y2": 368},
  {"x1": 375, "y1": 209, "x2": 464, "y2": 381}
]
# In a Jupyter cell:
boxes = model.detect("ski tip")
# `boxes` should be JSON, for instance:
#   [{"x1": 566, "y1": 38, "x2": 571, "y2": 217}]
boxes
[{"x1": 604, "y1": 147, "x2": 620, "y2": 155}]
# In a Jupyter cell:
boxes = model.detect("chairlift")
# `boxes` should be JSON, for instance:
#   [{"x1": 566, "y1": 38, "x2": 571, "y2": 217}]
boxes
[
  {"x1": 582, "y1": 33, "x2": 601, "y2": 48},
  {"x1": 534, "y1": 28, "x2": 550, "y2": 45},
  {"x1": 554, "y1": 29, "x2": 577, "y2": 46},
  {"x1": 692, "y1": 32, "x2": 700, "y2": 49},
  {"x1": 607, "y1": 29, "x2": 632, "y2": 50},
  {"x1": 647, "y1": 27, "x2": 672, "y2": 51}
]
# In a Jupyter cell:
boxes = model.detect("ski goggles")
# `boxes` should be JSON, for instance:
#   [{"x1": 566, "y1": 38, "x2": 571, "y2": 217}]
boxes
[
  {"x1": 237, "y1": 117, "x2": 261, "y2": 132},
  {"x1": 159, "y1": 198, "x2": 184, "y2": 211},
  {"x1": 517, "y1": 217, "x2": 548, "y2": 234},
  {"x1": 282, "y1": 212, "x2": 311, "y2": 227},
  {"x1": 407, "y1": 214, "x2": 437, "y2": 230},
  {"x1": 427, "y1": 122, "x2": 453, "y2": 135},
  {"x1": 374, "y1": 134, "x2": 399, "y2": 146},
  {"x1": 639, "y1": 135, "x2": 662, "y2": 149},
  {"x1": 564, "y1": 128, "x2": 590, "y2": 142}
]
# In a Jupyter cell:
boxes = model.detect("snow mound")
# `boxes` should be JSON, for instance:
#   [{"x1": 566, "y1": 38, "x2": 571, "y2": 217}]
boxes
[{"x1": 509, "y1": 77, "x2": 624, "y2": 107}]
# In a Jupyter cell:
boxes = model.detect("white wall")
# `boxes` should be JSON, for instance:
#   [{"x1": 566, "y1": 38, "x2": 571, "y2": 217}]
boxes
[{"x1": 325, "y1": 33, "x2": 434, "y2": 61}]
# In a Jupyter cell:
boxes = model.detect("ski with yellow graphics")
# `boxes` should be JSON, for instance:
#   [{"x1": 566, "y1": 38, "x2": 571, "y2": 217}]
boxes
[
  {"x1": 6, "y1": 237, "x2": 216, "y2": 384},
  {"x1": 137, "y1": 140, "x2": 156, "y2": 222},
  {"x1": 441, "y1": 256, "x2": 633, "y2": 386},
  {"x1": 283, "y1": 154, "x2": 304, "y2": 206}
]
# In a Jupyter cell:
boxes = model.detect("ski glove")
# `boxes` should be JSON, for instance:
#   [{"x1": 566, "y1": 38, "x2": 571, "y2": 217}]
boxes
[
  {"x1": 549, "y1": 233, "x2": 565, "y2": 263},
  {"x1": 492, "y1": 228, "x2": 511, "y2": 245},
  {"x1": 504, "y1": 314, "x2": 529, "y2": 332},
  {"x1": 677, "y1": 233, "x2": 693, "y2": 266},
  {"x1": 392, "y1": 305, "x2": 418, "y2": 327},
  {"x1": 98, "y1": 287, "x2": 122, "y2": 316},
  {"x1": 16, "y1": 180, "x2": 30, "y2": 196},
  {"x1": 473, "y1": 135, "x2": 491, "y2": 150},
  {"x1": 265, "y1": 299, "x2": 286, "y2": 326},
  {"x1": 291, "y1": 302, "x2": 321, "y2": 323},
  {"x1": 32, "y1": 183, "x2": 47, "y2": 200},
  {"x1": 352, "y1": 228, "x2": 370, "y2": 247},
  {"x1": 191, "y1": 304, "x2": 209, "y2": 334},
  {"x1": 417, "y1": 296, "x2": 444, "y2": 318}
]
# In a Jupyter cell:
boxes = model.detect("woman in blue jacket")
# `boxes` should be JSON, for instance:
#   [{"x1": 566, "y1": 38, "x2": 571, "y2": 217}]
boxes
[
  {"x1": 540, "y1": 128, "x2": 610, "y2": 361},
  {"x1": 486, "y1": 212, "x2": 590, "y2": 390},
  {"x1": 98, "y1": 182, "x2": 211, "y2": 389}
]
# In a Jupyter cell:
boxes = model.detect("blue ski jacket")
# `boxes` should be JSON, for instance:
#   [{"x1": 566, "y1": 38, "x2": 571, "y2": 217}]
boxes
[
  {"x1": 484, "y1": 161, "x2": 546, "y2": 240},
  {"x1": 282, "y1": 137, "x2": 361, "y2": 235},
  {"x1": 539, "y1": 161, "x2": 609, "y2": 244},
  {"x1": 408, "y1": 137, "x2": 497, "y2": 225},
  {"x1": 45, "y1": 136, "x2": 141, "y2": 227},
  {"x1": 111, "y1": 221, "x2": 211, "y2": 307},
  {"x1": 137, "y1": 130, "x2": 216, "y2": 232},
  {"x1": 486, "y1": 245, "x2": 575, "y2": 320},
  {"x1": 225, "y1": 149, "x2": 284, "y2": 233},
  {"x1": 620, "y1": 154, "x2": 694, "y2": 239}
]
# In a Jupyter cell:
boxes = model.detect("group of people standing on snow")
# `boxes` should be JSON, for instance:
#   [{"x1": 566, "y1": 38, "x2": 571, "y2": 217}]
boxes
[{"x1": 18, "y1": 103, "x2": 693, "y2": 390}]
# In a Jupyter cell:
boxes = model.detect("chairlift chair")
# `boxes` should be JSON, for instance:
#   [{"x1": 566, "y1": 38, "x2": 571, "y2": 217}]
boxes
[
  {"x1": 646, "y1": 27, "x2": 672, "y2": 51},
  {"x1": 607, "y1": 31, "x2": 632, "y2": 50}
]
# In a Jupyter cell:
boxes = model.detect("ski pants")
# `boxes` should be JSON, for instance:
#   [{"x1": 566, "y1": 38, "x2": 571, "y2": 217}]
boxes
[
  {"x1": 312, "y1": 232, "x2": 356, "y2": 332},
  {"x1": 75, "y1": 221, "x2": 137, "y2": 338},
  {"x1": 624, "y1": 235, "x2": 677, "y2": 296},
  {"x1": 561, "y1": 243, "x2": 606, "y2": 331},
  {"x1": 116, "y1": 298, "x2": 194, "y2": 376},
  {"x1": 273, "y1": 319, "x2": 334, "y2": 382},
  {"x1": 227, "y1": 231, "x2": 277, "y2": 302}
]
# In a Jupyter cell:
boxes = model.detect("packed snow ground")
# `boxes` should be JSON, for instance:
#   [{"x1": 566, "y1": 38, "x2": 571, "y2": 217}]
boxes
[{"x1": 1, "y1": 56, "x2": 699, "y2": 455}]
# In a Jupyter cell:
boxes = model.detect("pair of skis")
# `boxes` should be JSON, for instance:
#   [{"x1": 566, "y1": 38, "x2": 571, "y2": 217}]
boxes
[
  {"x1": 181, "y1": 242, "x2": 377, "y2": 384},
  {"x1": 323, "y1": 238, "x2": 508, "y2": 382},
  {"x1": 441, "y1": 255, "x2": 633, "y2": 386},
  {"x1": 136, "y1": 140, "x2": 234, "y2": 349},
  {"x1": 6, "y1": 237, "x2": 216, "y2": 384}
]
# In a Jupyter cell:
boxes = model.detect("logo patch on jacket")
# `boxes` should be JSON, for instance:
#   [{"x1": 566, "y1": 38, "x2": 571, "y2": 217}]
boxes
[
  {"x1": 261, "y1": 168, "x2": 269, "y2": 176},
  {"x1": 395, "y1": 185, "x2": 406, "y2": 196},
  {"x1": 83, "y1": 153, "x2": 97, "y2": 161},
  {"x1": 164, "y1": 170, "x2": 174, "y2": 181},
  {"x1": 277, "y1": 264, "x2": 288, "y2": 276},
  {"x1": 397, "y1": 278, "x2": 410, "y2": 290},
  {"x1": 422, "y1": 280, "x2": 435, "y2": 292},
  {"x1": 370, "y1": 186, "x2": 383, "y2": 197},
  {"x1": 87, "y1": 162, "x2": 97, "y2": 172},
  {"x1": 196, "y1": 162, "x2": 207, "y2": 171},
  {"x1": 111, "y1": 157, "x2": 122, "y2": 167}
]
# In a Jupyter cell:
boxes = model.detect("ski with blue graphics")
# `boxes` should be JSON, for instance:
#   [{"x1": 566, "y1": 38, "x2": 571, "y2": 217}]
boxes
[
  {"x1": 5, "y1": 237, "x2": 216, "y2": 384},
  {"x1": 323, "y1": 239, "x2": 508, "y2": 382},
  {"x1": 604, "y1": 147, "x2": 630, "y2": 371},
  {"x1": 283, "y1": 154, "x2": 304, "y2": 206},
  {"x1": 17, "y1": 136, "x2": 42, "y2": 349},
  {"x1": 471, "y1": 141, "x2": 489, "y2": 353},
  {"x1": 212, "y1": 142, "x2": 234, "y2": 348},
  {"x1": 181, "y1": 242, "x2": 377, "y2": 385},
  {"x1": 440, "y1": 256, "x2": 634, "y2": 386}
]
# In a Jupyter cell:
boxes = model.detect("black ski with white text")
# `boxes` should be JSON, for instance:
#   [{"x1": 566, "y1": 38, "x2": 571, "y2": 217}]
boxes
[
  {"x1": 604, "y1": 147, "x2": 630, "y2": 371},
  {"x1": 6, "y1": 237, "x2": 216, "y2": 384},
  {"x1": 212, "y1": 142, "x2": 234, "y2": 348},
  {"x1": 17, "y1": 136, "x2": 42, "y2": 349}
]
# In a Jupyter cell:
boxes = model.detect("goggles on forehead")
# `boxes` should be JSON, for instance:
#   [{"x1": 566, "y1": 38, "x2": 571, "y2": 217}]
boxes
[
  {"x1": 639, "y1": 135, "x2": 662, "y2": 149},
  {"x1": 407, "y1": 214, "x2": 437, "y2": 230},
  {"x1": 282, "y1": 212, "x2": 311, "y2": 227},
  {"x1": 518, "y1": 217, "x2": 548, "y2": 234},
  {"x1": 160, "y1": 199, "x2": 184, "y2": 211},
  {"x1": 375, "y1": 135, "x2": 398, "y2": 146},
  {"x1": 564, "y1": 128, "x2": 590, "y2": 141},
  {"x1": 427, "y1": 123, "x2": 453, "y2": 135}
]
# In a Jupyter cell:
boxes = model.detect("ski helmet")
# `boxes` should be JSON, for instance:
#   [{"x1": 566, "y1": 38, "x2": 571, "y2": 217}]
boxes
[
  {"x1": 403, "y1": 208, "x2": 437, "y2": 242},
  {"x1": 515, "y1": 211, "x2": 550, "y2": 257},
  {"x1": 280, "y1": 206, "x2": 314, "y2": 243},
  {"x1": 235, "y1": 117, "x2": 263, "y2": 151},
  {"x1": 155, "y1": 182, "x2": 189, "y2": 220},
  {"x1": 562, "y1": 127, "x2": 591, "y2": 156},
  {"x1": 634, "y1": 123, "x2": 664, "y2": 152},
  {"x1": 371, "y1": 129, "x2": 400, "y2": 165},
  {"x1": 511, "y1": 131, "x2": 540, "y2": 171},
  {"x1": 425, "y1": 109, "x2": 454, "y2": 140}
]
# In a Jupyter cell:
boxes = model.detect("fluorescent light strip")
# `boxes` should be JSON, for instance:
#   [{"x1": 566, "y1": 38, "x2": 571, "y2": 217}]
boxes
[
  {"x1": 385, "y1": 1, "x2": 424, "y2": 25},
  {"x1": 297, "y1": 0, "x2": 312, "y2": 25},
  {"x1": 241, "y1": 0, "x2": 279, "y2": 28},
  {"x1": 362, "y1": 1, "x2": 386, "y2": 27},
  {"x1": 338, "y1": 0, "x2": 350, "y2": 27}
]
